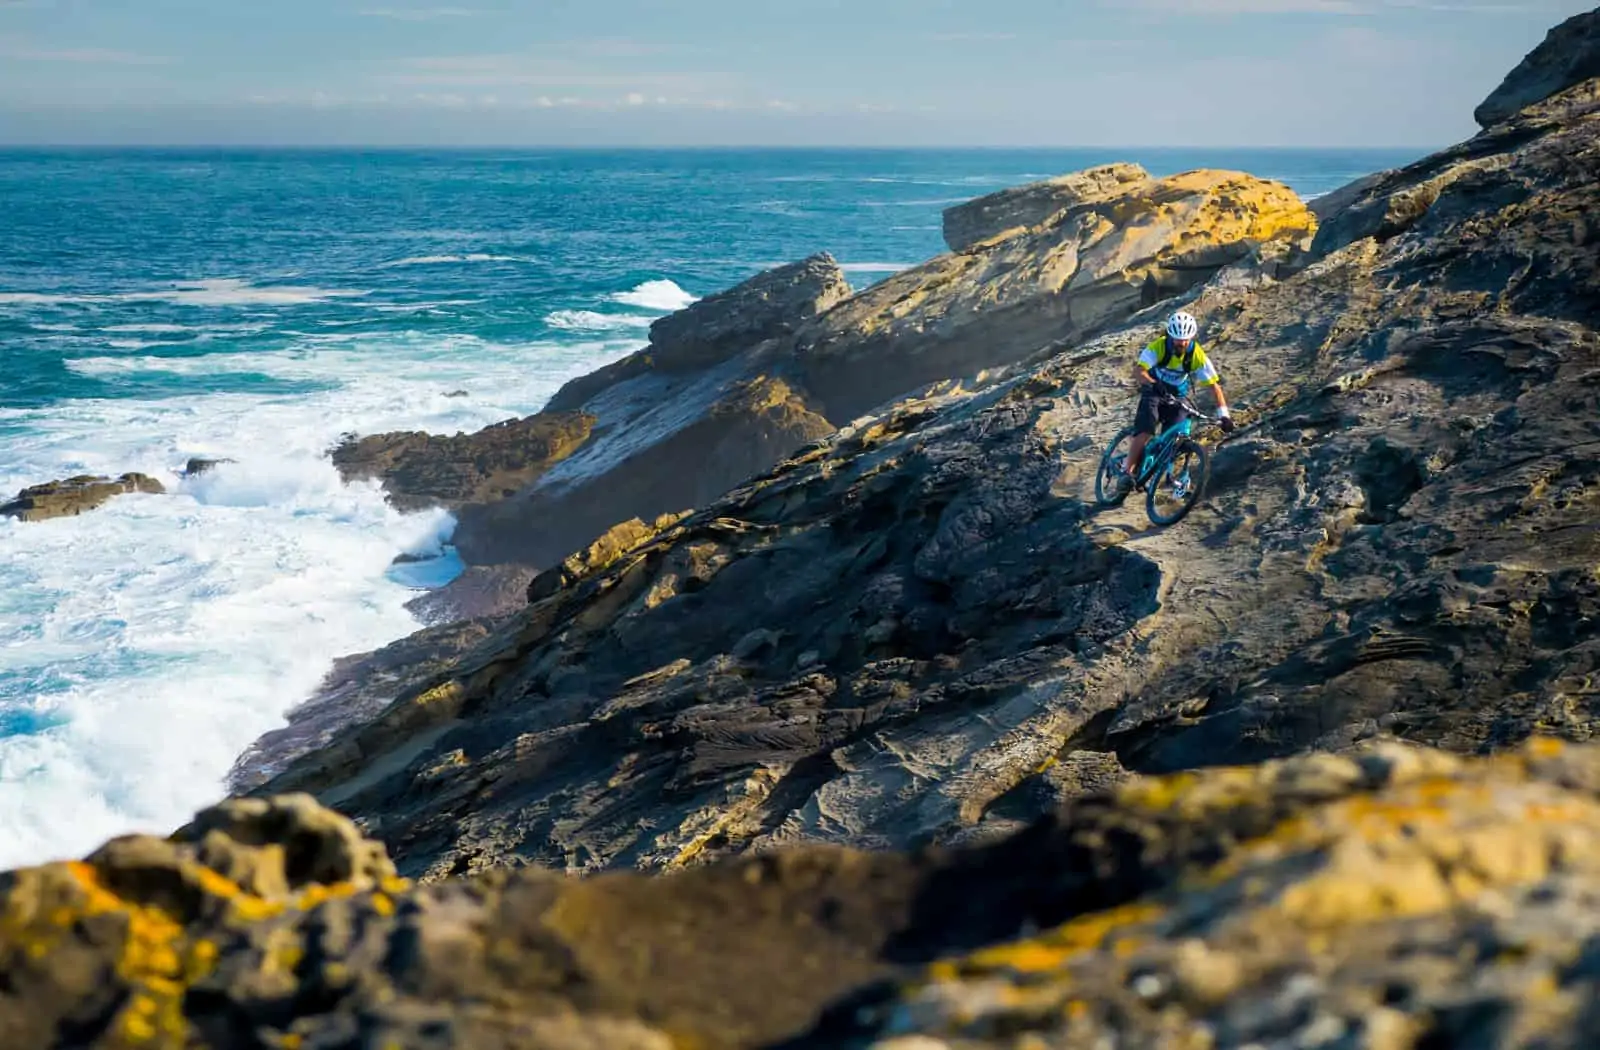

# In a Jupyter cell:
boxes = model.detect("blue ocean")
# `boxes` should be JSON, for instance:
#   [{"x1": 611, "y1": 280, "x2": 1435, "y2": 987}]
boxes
[{"x1": 0, "y1": 146, "x2": 1423, "y2": 866}]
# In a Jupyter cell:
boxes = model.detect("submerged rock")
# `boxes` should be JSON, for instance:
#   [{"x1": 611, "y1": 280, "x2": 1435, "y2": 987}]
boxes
[
  {"x1": 0, "y1": 472, "x2": 165, "y2": 522},
  {"x1": 179, "y1": 457, "x2": 233, "y2": 478}
]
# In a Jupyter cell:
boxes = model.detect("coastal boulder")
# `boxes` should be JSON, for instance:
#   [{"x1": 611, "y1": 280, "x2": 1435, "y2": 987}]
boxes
[
  {"x1": 1474, "y1": 6, "x2": 1600, "y2": 127},
  {"x1": 453, "y1": 373, "x2": 833, "y2": 565},
  {"x1": 0, "y1": 473, "x2": 165, "y2": 522},
  {"x1": 15, "y1": 741, "x2": 1600, "y2": 1047},
  {"x1": 329, "y1": 410, "x2": 595, "y2": 511},
  {"x1": 941, "y1": 161, "x2": 1148, "y2": 252},
  {"x1": 545, "y1": 252, "x2": 852, "y2": 412},
  {"x1": 796, "y1": 168, "x2": 1316, "y2": 420}
]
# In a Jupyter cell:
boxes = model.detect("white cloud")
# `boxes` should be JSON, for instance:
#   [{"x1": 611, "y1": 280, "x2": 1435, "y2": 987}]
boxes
[{"x1": 359, "y1": 7, "x2": 477, "y2": 20}]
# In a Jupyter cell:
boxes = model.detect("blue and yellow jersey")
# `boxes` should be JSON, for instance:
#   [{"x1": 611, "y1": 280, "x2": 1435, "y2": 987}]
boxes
[{"x1": 1137, "y1": 336, "x2": 1220, "y2": 393}]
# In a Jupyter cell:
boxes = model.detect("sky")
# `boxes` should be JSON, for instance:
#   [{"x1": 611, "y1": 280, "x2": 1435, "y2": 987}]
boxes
[{"x1": 0, "y1": 0, "x2": 1593, "y2": 147}]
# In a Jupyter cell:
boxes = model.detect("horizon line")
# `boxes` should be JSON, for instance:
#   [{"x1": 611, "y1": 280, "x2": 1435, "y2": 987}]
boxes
[{"x1": 0, "y1": 142, "x2": 1443, "y2": 152}]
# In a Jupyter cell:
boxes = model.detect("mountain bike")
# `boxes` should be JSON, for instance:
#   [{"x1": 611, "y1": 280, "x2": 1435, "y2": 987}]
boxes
[{"x1": 1093, "y1": 391, "x2": 1219, "y2": 526}]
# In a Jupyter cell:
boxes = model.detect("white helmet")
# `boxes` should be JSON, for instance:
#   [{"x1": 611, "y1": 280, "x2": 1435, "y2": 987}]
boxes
[{"x1": 1166, "y1": 311, "x2": 1198, "y2": 341}]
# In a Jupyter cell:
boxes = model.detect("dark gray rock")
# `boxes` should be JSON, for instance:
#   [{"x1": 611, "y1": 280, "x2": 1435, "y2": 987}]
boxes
[{"x1": 1475, "y1": 6, "x2": 1600, "y2": 127}]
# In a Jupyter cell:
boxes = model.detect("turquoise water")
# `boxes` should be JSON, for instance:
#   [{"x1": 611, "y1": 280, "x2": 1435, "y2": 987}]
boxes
[{"x1": 0, "y1": 146, "x2": 1423, "y2": 866}]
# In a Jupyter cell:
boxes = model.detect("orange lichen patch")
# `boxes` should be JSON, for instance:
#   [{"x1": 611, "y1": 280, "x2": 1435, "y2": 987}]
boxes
[
  {"x1": 899, "y1": 741, "x2": 1600, "y2": 1025},
  {"x1": 933, "y1": 900, "x2": 1167, "y2": 980},
  {"x1": 61, "y1": 861, "x2": 210, "y2": 1043},
  {"x1": 1110, "y1": 764, "x2": 1277, "y2": 821},
  {"x1": 1524, "y1": 736, "x2": 1567, "y2": 759}
]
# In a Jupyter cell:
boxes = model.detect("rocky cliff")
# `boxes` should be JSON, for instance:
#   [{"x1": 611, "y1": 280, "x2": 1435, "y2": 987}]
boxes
[
  {"x1": 5, "y1": 13, "x2": 1600, "y2": 1048},
  {"x1": 1474, "y1": 5, "x2": 1599, "y2": 127},
  {"x1": 337, "y1": 173, "x2": 1314, "y2": 569},
  {"x1": 244, "y1": 48, "x2": 1598, "y2": 882}
]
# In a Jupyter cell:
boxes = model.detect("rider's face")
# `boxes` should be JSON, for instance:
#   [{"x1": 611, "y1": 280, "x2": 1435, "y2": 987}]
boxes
[{"x1": 1170, "y1": 337, "x2": 1193, "y2": 350}]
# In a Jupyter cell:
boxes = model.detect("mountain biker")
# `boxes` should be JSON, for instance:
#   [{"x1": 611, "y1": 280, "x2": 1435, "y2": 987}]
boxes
[{"x1": 1120, "y1": 310, "x2": 1235, "y2": 492}]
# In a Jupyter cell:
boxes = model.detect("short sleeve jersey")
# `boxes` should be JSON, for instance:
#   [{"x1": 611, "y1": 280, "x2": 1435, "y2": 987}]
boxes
[{"x1": 1137, "y1": 336, "x2": 1220, "y2": 394}]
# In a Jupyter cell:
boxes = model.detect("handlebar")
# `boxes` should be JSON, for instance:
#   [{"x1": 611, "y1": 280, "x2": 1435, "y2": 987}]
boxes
[{"x1": 1150, "y1": 387, "x2": 1217, "y2": 423}]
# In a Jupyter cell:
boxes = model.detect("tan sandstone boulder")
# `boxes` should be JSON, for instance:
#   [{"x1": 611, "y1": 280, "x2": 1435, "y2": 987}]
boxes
[
  {"x1": 0, "y1": 473, "x2": 165, "y2": 522},
  {"x1": 795, "y1": 168, "x2": 1316, "y2": 420}
]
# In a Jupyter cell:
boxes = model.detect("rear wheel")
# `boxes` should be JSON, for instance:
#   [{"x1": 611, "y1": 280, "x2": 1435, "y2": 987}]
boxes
[
  {"x1": 1146, "y1": 438, "x2": 1210, "y2": 525},
  {"x1": 1094, "y1": 426, "x2": 1136, "y2": 507}
]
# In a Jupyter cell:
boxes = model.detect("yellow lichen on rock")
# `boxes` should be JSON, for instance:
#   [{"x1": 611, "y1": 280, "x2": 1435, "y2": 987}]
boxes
[
  {"x1": 869, "y1": 738, "x2": 1600, "y2": 1047},
  {"x1": 797, "y1": 166, "x2": 1319, "y2": 420}
]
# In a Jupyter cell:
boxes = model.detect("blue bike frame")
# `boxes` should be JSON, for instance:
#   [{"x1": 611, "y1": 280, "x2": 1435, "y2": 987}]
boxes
[{"x1": 1135, "y1": 395, "x2": 1210, "y2": 486}]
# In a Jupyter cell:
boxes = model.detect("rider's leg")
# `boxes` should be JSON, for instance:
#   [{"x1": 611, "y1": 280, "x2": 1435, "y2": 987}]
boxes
[
  {"x1": 1127, "y1": 433, "x2": 1151, "y2": 473},
  {"x1": 1125, "y1": 393, "x2": 1158, "y2": 478}
]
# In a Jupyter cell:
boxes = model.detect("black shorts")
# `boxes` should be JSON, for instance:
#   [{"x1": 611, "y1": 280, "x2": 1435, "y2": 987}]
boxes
[{"x1": 1133, "y1": 391, "x2": 1186, "y2": 437}]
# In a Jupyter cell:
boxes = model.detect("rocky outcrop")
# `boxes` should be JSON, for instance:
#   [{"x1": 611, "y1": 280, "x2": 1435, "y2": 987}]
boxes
[
  {"x1": 404, "y1": 563, "x2": 538, "y2": 625},
  {"x1": 544, "y1": 253, "x2": 852, "y2": 413},
  {"x1": 1474, "y1": 5, "x2": 1600, "y2": 127},
  {"x1": 794, "y1": 168, "x2": 1316, "y2": 421},
  {"x1": 0, "y1": 473, "x2": 165, "y2": 522},
  {"x1": 330, "y1": 411, "x2": 595, "y2": 512},
  {"x1": 941, "y1": 161, "x2": 1148, "y2": 252},
  {"x1": 225, "y1": 617, "x2": 512, "y2": 792},
  {"x1": 452, "y1": 373, "x2": 835, "y2": 565},
  {"x1": 243, "y1": 26, "x2": 1600, "y2": 887},
  {"x1": 12, "y1": 739, "x2": 1600, "y2": 1048},
  {"x1": 342, "y1": 175, "x2": 1313, "y2": 572},
  {"x1": 9, "y1": 15, "x2": 1600, "y2": 1047},
  {"x1": 1311, "y1": 65, "x2": 1600, "y2": 260}
]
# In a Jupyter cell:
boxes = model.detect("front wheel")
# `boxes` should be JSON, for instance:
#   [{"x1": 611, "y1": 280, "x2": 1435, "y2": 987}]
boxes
[
  {"x1": 1146, "y1": 438, "x2": 1210, "y2": 525},
  {"x1": 1094, "y1": 426, "x2": 1137, "y2": 507}
]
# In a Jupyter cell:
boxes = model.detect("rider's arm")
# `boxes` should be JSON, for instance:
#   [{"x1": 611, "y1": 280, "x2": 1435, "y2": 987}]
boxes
[
  {"x1": 1134, "y1": 347, "x2": 1159, "y2": 389},
  {"x1": 1189, "y1": 348, "x2": 1229, "y2": 418}
]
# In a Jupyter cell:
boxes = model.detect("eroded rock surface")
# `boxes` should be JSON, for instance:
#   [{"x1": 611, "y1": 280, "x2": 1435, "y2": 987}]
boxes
[
  {"x1": 340, "y1": 174, "x2": 1313, "y2": 572},
  {"x1": 329, "y1": 411, "x2": 595, "y2": 512},
  {"x1": 14, "y1": 740, "x2": 1600, "y2": 1048},
  {"x1": 249, "y1": 42, "x2": 1599, "y2": 888},
  {"x1": 941, "y1": 162, "x2": 1148, "y2": 252},
  {"x1": 1475, "y1": 5, "x2": 1600, "y2": 127},
  {"x1": 1310, "y1": 72, "x2": 1600, "y2": 259},
  {"x1": 794, "y1": 168, "x2": 1316, "y2": 422},
  {"x1": 0, "y1": 473, "x2": 165, "y2": 522}
]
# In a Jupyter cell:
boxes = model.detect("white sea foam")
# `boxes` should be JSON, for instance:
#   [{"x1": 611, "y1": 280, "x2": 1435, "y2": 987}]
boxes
[
  {"x1": 0, "y1": 278, "x2": 367, "y2": 309},
  {"x1": 104, "y1": 324, "x2": 198, "y2": 334},
  {"x1": 609, "y1": 279, "x2": 697, "y2": 312},
  {"x1": 0, "y1": 321, "x2": 657, "y2": 869},
  {"x1": 544, "y1": 309, "x2": 655, "y2": 332},
  {"x1": 377, "y1": 253, "x2": 533, "y2": 269},
  {"x1": 839, "y1": 262, "x2": 915, "y2": 274}
]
